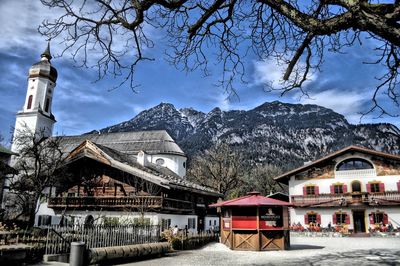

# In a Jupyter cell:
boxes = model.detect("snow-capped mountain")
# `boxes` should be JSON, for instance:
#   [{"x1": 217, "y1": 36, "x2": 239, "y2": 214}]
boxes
[{"x1": 95, "y1": 101, "x2": 400, "y2": 170}]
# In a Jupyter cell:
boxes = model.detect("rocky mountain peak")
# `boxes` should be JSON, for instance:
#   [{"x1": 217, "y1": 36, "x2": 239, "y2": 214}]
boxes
[{"x1": 96, "y1": 101, "x2": 400, "y2": 169}]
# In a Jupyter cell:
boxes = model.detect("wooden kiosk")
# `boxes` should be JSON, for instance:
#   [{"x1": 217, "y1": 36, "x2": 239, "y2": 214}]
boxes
[{"x1": 210, "y1": 191, "x2": 291, "y2": 251}]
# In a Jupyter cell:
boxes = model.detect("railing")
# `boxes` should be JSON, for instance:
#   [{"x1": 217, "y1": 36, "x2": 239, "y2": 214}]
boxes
[
  {"x1": 48, "y1": 196, "x2": 163, "y2": 209},
  {"x1": 291, "y1": 191, "x2": 400, "y2": 207},
  {"x1": 334, "y1": 169, "x2": 376, "y2": 179},
  {"x1": 45, "y1": 224, "x2": 161, "y2": 255},
  {"x1": 163, "y1": 198, "x2": 193, "y2": 211},
  {"x1": 369, "y1": 191, "x2": 400, "y2": 205},
  {"x1": 48, "y1": 196, "x2": 194, "y2": 211}
]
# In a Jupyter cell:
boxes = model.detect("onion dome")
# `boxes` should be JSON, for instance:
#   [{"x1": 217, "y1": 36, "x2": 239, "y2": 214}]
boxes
[{"x1": 28, "y1": 43, "x2": 58, "y2": 82}]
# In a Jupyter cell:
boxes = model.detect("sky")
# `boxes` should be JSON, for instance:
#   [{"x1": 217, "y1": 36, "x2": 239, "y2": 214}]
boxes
[{"x1": 0, "y1": 0, "x2": 399, "y2": 143}]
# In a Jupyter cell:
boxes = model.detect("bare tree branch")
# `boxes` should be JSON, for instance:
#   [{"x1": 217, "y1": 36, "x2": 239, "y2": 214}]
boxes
[{"x1": 39, "y1": 0, "x2": 400, "y2": 116}]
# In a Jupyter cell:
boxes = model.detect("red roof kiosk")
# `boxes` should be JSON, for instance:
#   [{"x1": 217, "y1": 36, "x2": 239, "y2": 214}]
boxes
[{"x1": 210, "y1": 192, "x2": 291, "y2": 251}]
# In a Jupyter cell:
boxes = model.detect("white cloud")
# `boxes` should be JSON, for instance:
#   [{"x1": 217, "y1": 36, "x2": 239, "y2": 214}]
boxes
[
  {"x1": 299, "y1": 89, "x2": 369, "y2": 121},
  {"x1": 0, "y1": 0, "x2": 64, "y2": 54},
  {"x1": 252, "y1": 59, "x2": 317, "y2": 90}
]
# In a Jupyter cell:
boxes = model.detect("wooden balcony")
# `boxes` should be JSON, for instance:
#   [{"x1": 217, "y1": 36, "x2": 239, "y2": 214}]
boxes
[
  {"x1": 291, "y1": 191, "x2": 400, "y2": 207},
  {"x1": 48, "y1": 196, "x2": 194, "y2": 212}
]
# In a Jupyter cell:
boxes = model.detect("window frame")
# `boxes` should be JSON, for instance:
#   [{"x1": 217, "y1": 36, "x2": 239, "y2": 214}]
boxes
[
  {"x1": 372, "y1": 213, "x2": 384, "y2": 224},
  {"x1": 334, "y1": 184, "x2": 344, "y2": 194},
  {"x1": 306, "y1": 186, "x2": 316, "y2": 195},
  {"x1": 370, "y1": 183, "x2": 380, "y2": 193},
  {"x1": 27, "y1": 95, "x2": 33, "y2": 109},
  {"x1": 188, "y1": 218, "x2": 196, "y2": 229},
  {"x1": 335, "y1": 213, "x2": 346, "y2": 225},
  {"x1": 307, "y1": 214, "x2": 317, "y2": 224}
]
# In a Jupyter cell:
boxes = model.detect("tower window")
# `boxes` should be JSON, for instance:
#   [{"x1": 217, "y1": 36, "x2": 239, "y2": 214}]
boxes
[
  {"x1": 45, "y1": 98, "x2": 50, "y2": 112},
  {"x1": 27, "y1": 95, "x2": 33, "y2": 109}
]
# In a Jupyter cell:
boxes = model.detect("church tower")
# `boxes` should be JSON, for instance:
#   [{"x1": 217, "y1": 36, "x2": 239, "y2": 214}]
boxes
[{"x1": 11, "y1": 43, "x2": 58, "y2": 153}]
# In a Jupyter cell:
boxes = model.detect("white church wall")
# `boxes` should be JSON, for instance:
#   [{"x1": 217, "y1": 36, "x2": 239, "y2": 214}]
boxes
[{"x1": 148, "y1": 154, "x2": 187, "y2": 177}]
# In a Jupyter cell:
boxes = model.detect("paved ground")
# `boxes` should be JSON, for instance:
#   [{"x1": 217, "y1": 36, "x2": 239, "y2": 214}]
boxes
[
  {"x1": 35, "y1": 237, "x2": 400, "y2": 266},
  {"x1": 118, "y1": 237, "x2": 400, "y2": 266}
]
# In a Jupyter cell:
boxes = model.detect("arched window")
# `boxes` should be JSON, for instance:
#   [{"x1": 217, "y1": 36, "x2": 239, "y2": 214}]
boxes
[
  {"x1": 27, "y1": 95, "x2": 33, "y2": 109},
  {"x1": 336, "y1": 158, "x2": 373, "y2": 171},
  {"x1": 351, "y1": 181, "x2": 362, "y2": 192},
  {"x1": 45, "y1": 98, "x2": 50, "y2": 112}
]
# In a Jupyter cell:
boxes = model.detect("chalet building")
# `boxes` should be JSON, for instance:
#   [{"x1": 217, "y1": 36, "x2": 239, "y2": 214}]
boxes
[
  {"x1": 9, "y1": 44, "x2": 222, "y2": 232},
  {"x1": 39, "y1": 134, "x2": 222, "y2": 232},
  {"x1": 275, "y1": 146, "x2": 400, "y2": 233}
]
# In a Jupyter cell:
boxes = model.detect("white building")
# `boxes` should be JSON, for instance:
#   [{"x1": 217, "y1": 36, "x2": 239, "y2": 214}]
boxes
[
  {"x1": 9, "y1": 44, "x2": 221, "y2": 232},
  {"x1": 11, "y1": 43, "x2": 57, "y2": 154},
  {"x1": 275, "y1": 146, "x2": 400, "y2": 233}
]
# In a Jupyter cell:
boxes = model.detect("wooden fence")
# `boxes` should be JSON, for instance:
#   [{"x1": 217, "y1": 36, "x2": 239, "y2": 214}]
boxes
[{"x1": 45, "y1": 224, "x2": 161, "y2": 255}]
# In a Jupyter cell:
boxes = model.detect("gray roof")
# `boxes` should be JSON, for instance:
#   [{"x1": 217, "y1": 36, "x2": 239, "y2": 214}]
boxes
[{"x1": 56, "y1": 130, "x2": 186, "y2": 157}]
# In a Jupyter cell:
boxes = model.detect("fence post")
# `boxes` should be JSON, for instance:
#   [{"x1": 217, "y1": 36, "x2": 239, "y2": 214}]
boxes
[{"x1": 69, "y1": 241, "x2": 85, "y2": 266}]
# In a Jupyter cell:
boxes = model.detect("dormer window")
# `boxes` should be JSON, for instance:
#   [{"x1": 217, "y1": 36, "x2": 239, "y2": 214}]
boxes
[{"x1": 336, "y1": 158, "x2": 373, "y2": 171}]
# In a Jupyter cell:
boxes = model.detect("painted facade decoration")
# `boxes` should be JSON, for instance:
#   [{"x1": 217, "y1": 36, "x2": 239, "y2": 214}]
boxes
[{"x1": 275, "y1": 146, "x2": 400, "y2": 234}]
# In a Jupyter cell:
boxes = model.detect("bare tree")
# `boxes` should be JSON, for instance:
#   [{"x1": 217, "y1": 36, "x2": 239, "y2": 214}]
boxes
[
  {"x1": 188, "y1": 142, "x2": 243, "y2": 197},
  {"x1": 131, "y1": 177, "x2": 162, "y2": 225},
  {"x1": 6, "y1": 126, "x2": 64, "y2": 227},
  {"x1": 241, "y1": 164, "x2": 286, "y2": 196},
  {"x1": 39, "y1": 0, "x2": 400, "y2": 115}
]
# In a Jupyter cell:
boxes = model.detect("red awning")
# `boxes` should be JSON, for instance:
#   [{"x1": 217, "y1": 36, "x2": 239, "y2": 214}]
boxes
[{"x1": 210, "y1": 191, "x2": 292, "y2": 207}]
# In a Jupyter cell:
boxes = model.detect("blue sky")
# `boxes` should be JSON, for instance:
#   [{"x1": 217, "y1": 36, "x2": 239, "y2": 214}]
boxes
[{"x1": 0, "y1": 0, "x2": 399, "y2": 142}]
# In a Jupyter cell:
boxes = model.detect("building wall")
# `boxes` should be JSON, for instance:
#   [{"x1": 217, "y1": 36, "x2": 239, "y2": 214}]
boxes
[
  {"x1": 148, "y1": 154, "x2": 187, "y2": 177},
  {"x1": 46, "y1": 210, "x2": 201, "y2": 233},
  {"x1": 37, "y1": 207, "x2": 219, "y2": 234},
  {"x1": 288, "y1": 151, "x2": 400, "y2": 231},
  {"x1": 290, "y1": 207, "x2": 400, "y2": 230},
  {"x1": 289, "y1": 152, "x2": 400, "y2": 196},
  {"x1": 204, "y1": 216, "x2": 219, "y2": 231}
]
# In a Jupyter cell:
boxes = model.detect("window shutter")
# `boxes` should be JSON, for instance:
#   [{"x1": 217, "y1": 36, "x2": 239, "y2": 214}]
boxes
[
  {"x1": 379, "y1": 183, "x2": 385, "y2": 193},
  {"x1": 303, "y1": 186, "x2": 307, "y2": 196},
  {"x1": 315, "y1": 186, "x2": 319, "y2": 195},
  {"x1": 330, "y1": 185, "x2": 334, "y2": 194},
  {"x1": 397, "y1": 181, "x2": 400, "y2": 192},
  {"x1": 369, "y1": 213, "x2": 374, "y2": 224},
  {"x1": 304, "y1": 214, "x2": 309, "y2": 224},
  {"x1": 383, "y1": 213, "x2": 388, "y2": 225},
  {"x1": 343, "y1": 185, "x2": 347, "y2": 193},
  {"x1": 316, "y1": 214, "x2": 321, "y2": 225},
  {"x1": 345, "y1": 214, "x2": 350, "y2": 224},
  {"x1": 332, "y1": 213, "x2": 337, "y2": 224},
  {"x1": 366, "y1": 183, "x2": 371, "y2": 193}
]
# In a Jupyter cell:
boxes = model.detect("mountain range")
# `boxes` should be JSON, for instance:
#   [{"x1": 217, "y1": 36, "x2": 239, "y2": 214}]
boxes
[{"x1": 93, "y1": 101, "x2": 400, "y2": 170}]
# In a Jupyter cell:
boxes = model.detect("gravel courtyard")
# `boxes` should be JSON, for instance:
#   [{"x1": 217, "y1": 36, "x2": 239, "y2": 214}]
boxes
[{"x1": 119, "y1": 237, "x2": 400, "y2": 266}]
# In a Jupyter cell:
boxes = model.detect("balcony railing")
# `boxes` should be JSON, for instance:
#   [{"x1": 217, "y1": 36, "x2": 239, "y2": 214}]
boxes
[
  {"x1": 291, "y1": 191, "x2": 400, "y2": 207},
  {"x1": 334, "y1": 169, "x2": 376, "y2": 179},
  {"x1": 48, "y1": 196, "x2": 194, "y2": 212}
]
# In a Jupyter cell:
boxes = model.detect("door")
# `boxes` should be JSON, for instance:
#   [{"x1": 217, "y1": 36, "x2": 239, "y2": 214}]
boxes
[
  {"x1": 352, "y1": 210, "x2": 365, "y2": 233},
  {"x1": 197, "y1": 216, "x2": 205, "y2": 233}
]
